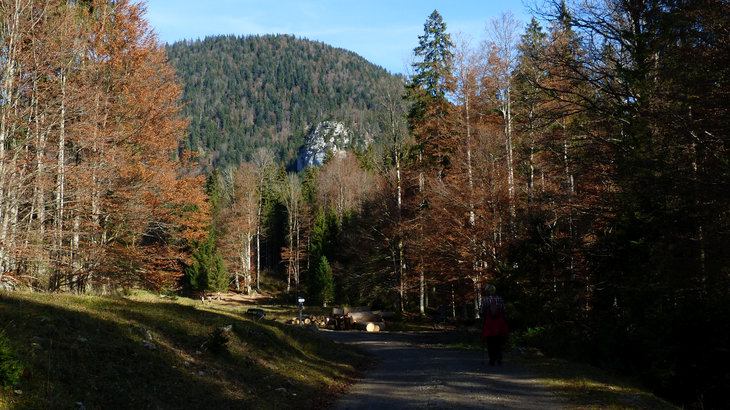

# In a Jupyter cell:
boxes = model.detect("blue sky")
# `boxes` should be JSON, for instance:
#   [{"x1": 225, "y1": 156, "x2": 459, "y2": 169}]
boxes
[{"x1": 145, "y1": 1, "x2": 534, "y2": 74}]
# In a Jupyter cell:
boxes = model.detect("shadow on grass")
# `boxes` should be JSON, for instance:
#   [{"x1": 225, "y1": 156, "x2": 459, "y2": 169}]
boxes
[
  {"x1": 509, "y1": 349, "x2": 678, "y2": 409},
  {"x1": 0, "y1": 292, "x2": 365, "y2": 410}
]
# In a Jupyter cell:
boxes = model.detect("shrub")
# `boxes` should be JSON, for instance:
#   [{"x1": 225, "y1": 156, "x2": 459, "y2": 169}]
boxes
[{"x1": 203, "y1": 327, "x2": 230, "y2": 355}]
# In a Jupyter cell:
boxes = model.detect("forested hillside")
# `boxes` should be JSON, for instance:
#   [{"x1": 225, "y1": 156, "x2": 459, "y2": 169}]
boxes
[{"x1": 166, "y1": 34, "x2": 404, "y2": 170}]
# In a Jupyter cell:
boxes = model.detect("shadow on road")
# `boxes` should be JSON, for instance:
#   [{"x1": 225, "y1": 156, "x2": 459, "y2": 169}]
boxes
[{"x1": 321, "y1": 330, "x2": 561, "y2": 410}]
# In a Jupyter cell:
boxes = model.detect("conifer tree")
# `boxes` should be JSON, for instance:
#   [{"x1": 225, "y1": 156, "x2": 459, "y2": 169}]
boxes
[
  {"x1": 308, "y1": 208, "x2": 327, "y2": 280},
  {"x1": 310, "y1": 256, "x2": 335, "y2": 307},
  {"x1": 404, "y1": 9, "x2": 456, "y2": 314},
  {"x1": 186, "y1": 234, "x2": 228, "y2": 292},
  {"x1": 407, "y1": 10, "x2": 456, "y2": 172}
]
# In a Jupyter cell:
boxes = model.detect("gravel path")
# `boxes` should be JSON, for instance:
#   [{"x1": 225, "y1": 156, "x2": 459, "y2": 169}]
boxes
[{"x1": 321, "y1": 330, "x2": 562, "y2": 410}]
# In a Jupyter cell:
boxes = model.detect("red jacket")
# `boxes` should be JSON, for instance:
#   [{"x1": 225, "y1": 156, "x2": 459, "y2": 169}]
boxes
[{"x1": 480, "y1": 296, "x2": 509, "y2": 339}]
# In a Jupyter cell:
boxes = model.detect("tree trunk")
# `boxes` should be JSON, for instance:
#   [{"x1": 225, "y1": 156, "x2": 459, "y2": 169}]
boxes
[
  {"x1": 53, "y1": 73, "x2": 68, "y2": 290},
  {"x1": 0, "y1": 0, "x2": 23, "y2": 276},
  {"x1": 465, "y1": 93, "x2": 475, "y2": 226},
  {"x1": 256, "y1": 219, "x2": 261, "y2": 290},
  {"x1": 419, "y1": 255, "x2": 425, "y2": 315},
  {"x1": 245, "y1": 232, "x2": 252, "y2": 294},
  {"x1": 235, "y1": 253, "x2": 242, "y2": 292},
  {"x1": 30, "y1": 87, "x2": 48, "y2": 280}
]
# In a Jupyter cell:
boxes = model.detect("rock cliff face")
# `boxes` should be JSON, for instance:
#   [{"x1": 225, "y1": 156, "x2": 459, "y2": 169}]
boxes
[{"x1": 296, "y1": 121, "x2": 350, "y2": 171}]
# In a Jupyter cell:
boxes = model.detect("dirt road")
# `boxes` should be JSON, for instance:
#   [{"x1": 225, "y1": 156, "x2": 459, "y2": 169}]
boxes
[{"x1": 321, "y1": 330, "x2": 562, "y2": 410}]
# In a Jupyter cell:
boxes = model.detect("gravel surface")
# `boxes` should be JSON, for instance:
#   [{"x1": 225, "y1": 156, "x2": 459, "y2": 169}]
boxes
[{"x1": 321, "y1": 330, "x2": 562, "y2": 410}]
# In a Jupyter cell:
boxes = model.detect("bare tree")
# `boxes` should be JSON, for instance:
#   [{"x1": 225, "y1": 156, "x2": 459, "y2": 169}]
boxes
[
  {"x1": 277, "y1": 172, "x2": 303, "y2": 295},
  {"x1": 451, "y1": 33, "x2": 489, "y2": 317},
  {"x1": 375, "y1": 82, "x2": 412, "y2": 312},
  {"x1": 484, "y1": 11, "x2": 522, "y2": 224},
  {"x1": 220, "y1": 163, "x2": 259, "y2": 294},
  {"x1": 252, "y1": 147, "x2": 274, "y2": 290}
]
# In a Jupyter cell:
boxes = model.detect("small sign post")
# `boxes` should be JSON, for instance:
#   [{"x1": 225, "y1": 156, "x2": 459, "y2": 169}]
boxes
[{"x1": 297, "y1": 297, "x2": 305, "y2": 327}]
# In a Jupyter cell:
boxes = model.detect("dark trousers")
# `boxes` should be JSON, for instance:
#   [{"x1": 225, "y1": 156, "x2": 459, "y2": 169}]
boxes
[{"x1": 486, "y1": 335, "x2": 504, "y2": 364}]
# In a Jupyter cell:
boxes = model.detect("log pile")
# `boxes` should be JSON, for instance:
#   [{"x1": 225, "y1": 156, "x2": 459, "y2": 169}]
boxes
[
  {"x1": 285, "y1": 315, "x2": 331, "y2": 327},
  {"x1": 285, "y1": 306, "x2": 393, "y2": 332},
  {"x1": 331, "y1": 307, "x2": 392, "y2": 332}
]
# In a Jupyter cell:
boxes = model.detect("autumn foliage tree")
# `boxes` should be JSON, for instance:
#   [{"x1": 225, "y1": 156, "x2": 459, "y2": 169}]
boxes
[
  {"x1": 404, "y1": 10, "x2": 457, "y2": 314},
  {"x1": 0, "y1": 0, "x2": 208, "y2": 292}
]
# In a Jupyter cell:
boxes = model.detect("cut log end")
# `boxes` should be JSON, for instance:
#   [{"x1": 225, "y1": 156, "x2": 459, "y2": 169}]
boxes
[{"x1": 355, "y1": 321, "x2": 385, "y2": 332}]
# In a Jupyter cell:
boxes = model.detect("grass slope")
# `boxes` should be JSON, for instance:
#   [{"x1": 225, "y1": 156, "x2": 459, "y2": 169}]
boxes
[{"x1": 0, "y1": 291, "x2": 365, "y2": 409}]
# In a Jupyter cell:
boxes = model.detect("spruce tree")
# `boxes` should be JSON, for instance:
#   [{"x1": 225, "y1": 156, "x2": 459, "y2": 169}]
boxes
[
  {"x1": 186, "y1": 234, "x2": 228, "y2": 292},
  {"x1": 310, "y1": 256, "x2": 335, "y2": 307},
  {"x1": 309, "y1": 208, "x2": 327, "y2": 269},
  {"x1": 406, "y1": 9, "x2": 456, "y2": 172},
  {"x1": 409, "y1": 10, "x2": 455, "y2": 103}
]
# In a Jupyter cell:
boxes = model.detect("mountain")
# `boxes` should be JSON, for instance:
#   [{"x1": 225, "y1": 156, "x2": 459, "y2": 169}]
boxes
[{"x1": 166, "y1": 34, "x2": 404, "y2": 170}]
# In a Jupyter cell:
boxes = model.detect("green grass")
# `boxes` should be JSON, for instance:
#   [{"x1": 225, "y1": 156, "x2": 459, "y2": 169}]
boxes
[{"x1": 0, "y1": 291, "x2": 366, "y2": 409}]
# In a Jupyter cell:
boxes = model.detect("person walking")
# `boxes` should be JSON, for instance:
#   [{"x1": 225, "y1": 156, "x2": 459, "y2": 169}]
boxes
[{"x1": 480, "y1": 284, "x2": 509, "y2": 366}]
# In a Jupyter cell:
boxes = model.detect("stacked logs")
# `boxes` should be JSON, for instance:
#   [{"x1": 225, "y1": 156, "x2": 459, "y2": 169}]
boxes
[
  {"x1": 285, "y1": 315, "x2": 331, "y2": 327},
  {"x1": 331, "y1": 307, "x2": 391, "y2": 332},
  {"x1": 286, "y1": 306, "x2": 393, "y2": 331}
]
